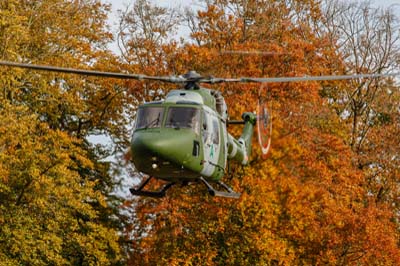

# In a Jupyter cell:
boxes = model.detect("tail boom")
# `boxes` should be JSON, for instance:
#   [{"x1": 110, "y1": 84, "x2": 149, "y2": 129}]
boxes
[{"x1": 227, "y1": 112, "x2": 256, "y2": 165}]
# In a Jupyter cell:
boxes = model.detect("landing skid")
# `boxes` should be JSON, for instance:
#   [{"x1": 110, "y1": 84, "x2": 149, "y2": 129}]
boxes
[
  {"x1": 130, "y1": 176, "x2": 175, "y2": 198},
  {"x1": 130, "y1": 176, "x2": 240, "y2": 199},
  {"x1": 200, "y1": 177, "x2": 241, "y2": 199}
]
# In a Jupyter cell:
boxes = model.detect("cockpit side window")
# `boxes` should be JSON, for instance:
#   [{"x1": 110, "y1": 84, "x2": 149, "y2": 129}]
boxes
[
  {"x1": 135, "y1": 107, "x2": 164, "y2": 129},
  {"x1": 165, "y1": 107, "x2": 200, "y2": 134}
]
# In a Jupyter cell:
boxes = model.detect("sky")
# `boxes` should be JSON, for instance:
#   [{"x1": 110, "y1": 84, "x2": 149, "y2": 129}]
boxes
[
  {"x1": 103, "y1": 0, "x2": 199, "y2": 52},
  {"x1": 104, "y1": 0, "x2": 198, "y2": 26},
  {"x1": 105, "y1": 0, "x2": 400, "y2": 18},
  {"x1": 103, "y1": 0, "x2": 400, "y2": 52}
]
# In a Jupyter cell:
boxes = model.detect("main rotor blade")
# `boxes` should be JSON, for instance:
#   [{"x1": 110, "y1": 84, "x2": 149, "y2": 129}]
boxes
[
  {"x1": 1, "y1": 60, "x2": 398, "y2": 84},
  {"x1": 0, "y1": 60, "x2": 185, "y2": 83},
  {"x1": 206, "y1": 72, "x2": 400, "y2": 84}
]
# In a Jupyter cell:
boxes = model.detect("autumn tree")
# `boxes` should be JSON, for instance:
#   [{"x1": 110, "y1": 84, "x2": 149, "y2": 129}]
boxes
[
  {"x1": 0, "y1": 0, "x2": 129, "y2": 264},
  {"x1": 123, "y1": 0, "x2": 400, "y2": 265},
  {"x1": 320, "y1": 0, "x2": 400, "y2": 211}
]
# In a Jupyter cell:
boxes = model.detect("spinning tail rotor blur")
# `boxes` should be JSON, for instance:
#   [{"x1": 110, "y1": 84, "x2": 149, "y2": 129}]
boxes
[{"x1": 257, "y1": 85, "x2": 272, "y2": 159}]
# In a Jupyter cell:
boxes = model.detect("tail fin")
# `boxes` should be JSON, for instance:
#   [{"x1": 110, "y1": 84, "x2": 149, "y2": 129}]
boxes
[{"x1": 240, "y1": 112, "x2": 257, "y2": 162}]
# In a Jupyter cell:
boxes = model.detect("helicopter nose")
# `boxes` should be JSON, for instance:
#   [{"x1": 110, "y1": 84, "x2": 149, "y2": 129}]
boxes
[
  {"x1": 130, "y1": 129, "x2": 201, "y2": 176},
  {"x1": 131, "y1": 131, "x2": 174, "y2": 159}
]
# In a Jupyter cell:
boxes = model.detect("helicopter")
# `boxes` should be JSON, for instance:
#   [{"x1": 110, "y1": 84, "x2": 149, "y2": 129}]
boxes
[{"x1": 0, "y1": 60, "x2": 398, "y2": 199}]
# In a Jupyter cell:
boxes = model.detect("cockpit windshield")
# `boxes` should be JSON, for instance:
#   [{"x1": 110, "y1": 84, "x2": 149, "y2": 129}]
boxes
[
  {"x1": 165, "y1": 107, "x2": 200, "y2": 134},
  {"x1": 135, "y1": 106, "x2": 164, "y2": 129}
]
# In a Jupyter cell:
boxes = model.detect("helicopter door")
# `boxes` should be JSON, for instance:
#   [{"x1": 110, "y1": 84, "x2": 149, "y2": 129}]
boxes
[{"x1": 201, "y1": 111, "x2": 221, "y2": 177}]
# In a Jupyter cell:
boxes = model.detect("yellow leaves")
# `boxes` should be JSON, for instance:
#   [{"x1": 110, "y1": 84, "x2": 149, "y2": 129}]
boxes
[
  {"x1": 0, "y1": 1, "x2": 126, "y2": 264},
  {"x1": 0, "y1": 102, "x2": 122, "y2": 264},
  {"x1": 0, "y1": 0, "x2": 29, "y2": 58},
  {"x1": 68, "y1": 222, "x2": 122, "y2": 266}
]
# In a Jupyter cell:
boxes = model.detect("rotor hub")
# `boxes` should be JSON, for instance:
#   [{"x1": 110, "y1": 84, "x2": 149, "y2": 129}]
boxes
[{"x1": 183, "y1": 70, "x2": 202, "y2": 80}]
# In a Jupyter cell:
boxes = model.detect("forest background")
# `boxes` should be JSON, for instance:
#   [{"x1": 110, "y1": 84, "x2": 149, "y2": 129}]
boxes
[{"x1": 0, "y1": 0, "x2": 400, "y2": 265}]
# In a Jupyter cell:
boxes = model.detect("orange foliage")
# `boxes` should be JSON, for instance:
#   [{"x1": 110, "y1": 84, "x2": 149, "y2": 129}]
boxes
[{"x1": 123, "y1": 0, "x2": 400, "y2": 265}]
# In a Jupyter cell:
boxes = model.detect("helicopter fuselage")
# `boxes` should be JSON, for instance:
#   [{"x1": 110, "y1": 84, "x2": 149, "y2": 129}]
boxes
[{"x1": 130, "y1": 87, "x2": 255, "y2": 184}]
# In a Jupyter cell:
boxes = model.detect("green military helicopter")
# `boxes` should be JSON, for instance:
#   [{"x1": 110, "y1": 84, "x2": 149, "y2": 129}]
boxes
[{"x1": 0, "y1": 60, "x2": 398, "y2": 198}]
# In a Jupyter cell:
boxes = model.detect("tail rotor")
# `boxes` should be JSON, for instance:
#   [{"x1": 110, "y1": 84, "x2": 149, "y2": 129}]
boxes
[{"x1": 257, "y1": 88, "x2": 272, "y2": 159}]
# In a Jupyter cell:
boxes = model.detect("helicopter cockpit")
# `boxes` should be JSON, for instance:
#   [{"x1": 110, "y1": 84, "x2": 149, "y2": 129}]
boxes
[
  {"x1": 165, "y1": 107, "x2": 200, "y2": 134},
  {"x1": 134, "y1": 105, "x2": 201, "y2": 134},
  {"x1": 131, "y1": 104, "x2": 203, "y2": 181},
  {"x1": 135, "y1": 106, "x2": 164, "y2": 129}
]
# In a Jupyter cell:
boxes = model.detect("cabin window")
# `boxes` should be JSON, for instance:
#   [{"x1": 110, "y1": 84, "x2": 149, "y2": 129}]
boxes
[
  {"x1": 212, "y1": 119, "x2": 219, "y2": 144},
  {"x1": 202, "y1": 111, "x2": 209, "y2": 142},
  {"x1": 135, "y1": 107, "x2": 164, "y2": 129},
  {"x1": 165, "y1": 107, "x2": 200, "y2": 134}
]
